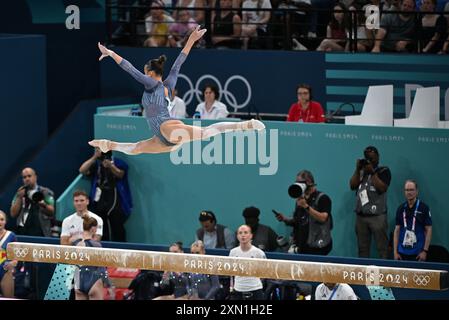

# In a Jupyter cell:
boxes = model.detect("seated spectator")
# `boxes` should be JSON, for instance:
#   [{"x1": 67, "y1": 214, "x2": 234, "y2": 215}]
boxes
[
  {"x1": 154, "y1": 241, "x2": 190, "y2": 300},
  {"x1": 195, "y1": 210, "x2": 236, "y2": 249},
  {"x1": 309, "y1": 0, "x2": 336, "y2": 38},
  {"x1": 371, "y1": 0, "x2": 417, "y2": 52},
  {"x1": 242, "y1": 206, "x2": 279, "y2": 252},
  {"x1": 79, "y1": 148, "x2": 132, "y2": 242},
  {"x1": 60, "y1": 190, "x2": 103, "y2": 245},
  {"x1": 317, "y1": 2, "x2": 349, "y2": 51},
  {"x1": 286, "y1": 84, "x2": 325, "y2": 123},
  {"x1": 346, "y1": 4, "x2": 373, "y2": 52},
  {"x1": 315, "y1": 283, "x2": 358, "y2": 300},
  {"x1": 0, "y1": 210, "x2": 17, "y2": 298},
  {"x1": 393, "y1": 180, "x2": 432, "y2": 261},
  {"x1": 169, "y1": 88, "x2": 189, "y2": 118},
  {"x1": 144, "y1": 1, "x2": 175, "y2": 47},
  {"x1": 383, "y1": 0, "x2": 400, "y2": 10},
  {"x1": 229, "y1": 225, "x2": 266, "y2": 300},
  {"x1": 168, "y1": 10, "x2": 198, "y2": 48},
  {"x1": 241, "y1": 0, "x2": 272, "y2": 49},
  {"x1": 187, "y1": 240, "x2": 220, "y2": 299},
  {"x1": 73, "y1": 216, "x2": 108, "y2": 300},
  {"x1": 10, "y1": 167, "x2": 55, "y2": 237},
  {"x1": 174, "y1": 0, "x2": 206, "y2": 24},
  {"x1": 195, "y1": 84, "x2": 229, "y2": 119},
  {"x1": 212, "y1": 0, "x2": 242, "y2": 49},
  {"x1": 420, "y1": 0, "x2": 447, "y2": 53}
]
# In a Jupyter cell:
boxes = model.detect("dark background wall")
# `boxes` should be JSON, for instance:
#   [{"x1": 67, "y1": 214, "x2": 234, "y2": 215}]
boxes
[
  {"x1": 0, "y1": 0, "x2": 107, "y2": 203},
  {"x1": 0, "y1": 35, "x2": 47, "y2": 187},
  {"x1": 0, "y1": 0, "x2": 106, "y2": 135}
]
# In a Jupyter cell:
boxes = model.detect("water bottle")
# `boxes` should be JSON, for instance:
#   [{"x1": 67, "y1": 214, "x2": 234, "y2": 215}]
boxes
[
  {"x1": 193, "y1": 112, "x2": 201, "y2": 119},
  {"x1": 131, "y1": 106, "x2": 142, "y2": 116}
]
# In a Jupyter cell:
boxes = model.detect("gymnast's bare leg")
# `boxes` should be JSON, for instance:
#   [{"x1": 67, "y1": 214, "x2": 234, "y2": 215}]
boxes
[{"x1": 88, "y1": 118, "x2": 265, "y2": 154}]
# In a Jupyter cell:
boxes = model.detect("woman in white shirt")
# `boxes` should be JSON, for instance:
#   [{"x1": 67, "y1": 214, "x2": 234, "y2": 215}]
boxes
[
  {"x1": 229, "y1": 224, "x2": 266, "y2": 300},
  {"x1": 241, "y1": 0, "x2": 272, "y2": 49},
  {"x1": 195, "y1": 84, "x2": 229, "y2": 119}
]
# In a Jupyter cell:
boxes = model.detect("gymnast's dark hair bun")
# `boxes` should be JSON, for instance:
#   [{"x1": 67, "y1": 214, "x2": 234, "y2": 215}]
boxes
[
  {"x1": 158, "y1": 55, "x2": 167, "y2": 64},
  {"x1": 145, "y1": 55, "x2": 167, "y2": 76}
]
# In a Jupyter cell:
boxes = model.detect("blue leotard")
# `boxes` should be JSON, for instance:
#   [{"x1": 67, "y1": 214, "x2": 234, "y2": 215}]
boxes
[
  {"x1": 73, "y1": 239, "x2": 107, "y2": 294},
  {"x1": 118, "y1": 52, "x2": 187, "y2": 146}
]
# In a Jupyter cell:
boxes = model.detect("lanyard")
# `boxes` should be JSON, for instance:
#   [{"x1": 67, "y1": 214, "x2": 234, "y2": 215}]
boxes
[
  {"x1": 299, "y1": 104, "x2": 310, "y2": 122},
  {"x1": 403, "y1": 199, "x2": 420, "y2": 231},
  {"x1": 328, "y1": 284, "x2": 339, "y2": 300}
]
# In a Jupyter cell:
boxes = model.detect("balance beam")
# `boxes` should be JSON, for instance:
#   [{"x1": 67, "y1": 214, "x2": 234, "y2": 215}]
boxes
[{"x1": 7, "y1": 242, "x2": 448, "y2": 290}]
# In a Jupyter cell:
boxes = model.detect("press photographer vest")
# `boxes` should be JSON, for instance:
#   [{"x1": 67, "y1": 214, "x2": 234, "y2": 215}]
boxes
[
  {"x1": 307, "y1": 192, "x2": 333, "y2": 249},
  {"x1": 355, "y1": 168, "x2": 388, "y2": 216},
  {"x1": 16, "y1": 186, "x2": 53, "y2": 237}
]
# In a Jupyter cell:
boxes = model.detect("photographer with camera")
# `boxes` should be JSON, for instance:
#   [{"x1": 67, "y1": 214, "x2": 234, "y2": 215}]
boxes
[
  {"x1": 350, "y1": 146, "x2": 391, "y2": 259},
  {"x1": 275, "y1": 170, "x2": 333, "y2": 255},
  {"x1": 10, "y1": 167, "x2": 55, "y2": 237},
  {"x1": 79, "y1": 148, "x2": 132, "y2": 242}
]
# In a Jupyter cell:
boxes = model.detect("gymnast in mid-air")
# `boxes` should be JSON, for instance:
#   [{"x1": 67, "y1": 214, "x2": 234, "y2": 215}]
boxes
[{"x1": 90, "y1": 26, "x2": 265, "y2": 155}]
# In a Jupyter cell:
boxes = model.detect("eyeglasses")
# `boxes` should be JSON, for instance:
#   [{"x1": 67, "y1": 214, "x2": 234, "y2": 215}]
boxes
[
  {"x1": 297, "y1": 91, "x2": 309, "y2": 95},
  {"x1": 191, "y1": 251, "x2": 201, "y2": 254},
  {"x1": 404, "y1": 189, "x2": 416, "y2": 192}
]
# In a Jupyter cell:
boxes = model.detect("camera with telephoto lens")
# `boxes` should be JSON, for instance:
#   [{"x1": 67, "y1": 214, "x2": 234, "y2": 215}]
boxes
[
  {"x1": 24, "y1": 186, "x2": 44, "y2": 203},
  {"x1": 288, "y1": 182, "x2": 307, "y2": 199},
  {"x1": 358, "y1": 158, "x2": 370, "y2": 167},
  {"x1": 98, "y1": 151, "x2": 112, "y2": 161},
  {"x1": 288, "y1": 244, "x2": 300, "y2": 254}
]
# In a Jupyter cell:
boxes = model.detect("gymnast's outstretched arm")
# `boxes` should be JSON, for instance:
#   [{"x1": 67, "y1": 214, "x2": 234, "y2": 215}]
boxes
[
  {"x1": 164, "y1": 26, "x2": 207, "y2": 91},
  {"x1": 97, "y1": 42, "x2": 158, "y2": 90}
]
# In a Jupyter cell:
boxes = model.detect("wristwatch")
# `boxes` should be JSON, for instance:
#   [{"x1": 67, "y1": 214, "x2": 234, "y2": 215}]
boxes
[{"x1": 305, "y1": 205, "x2": 310, "y2": 211}]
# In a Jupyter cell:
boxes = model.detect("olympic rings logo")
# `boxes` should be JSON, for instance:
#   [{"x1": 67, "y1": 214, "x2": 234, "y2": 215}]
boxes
[
  {"x1": 14, "y1": 248, "x2": 29, "y2": 258},
  {"x1": 413, "y1": 274, "x2": 430, "y2": 286},
  {"x1": 178, "y1": 74, "x2": 252, "y2": 112}
]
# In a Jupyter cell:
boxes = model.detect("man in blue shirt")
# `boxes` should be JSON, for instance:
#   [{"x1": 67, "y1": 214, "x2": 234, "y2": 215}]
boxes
[{"x1": 393, "y1": 179, "x2": 432, "y2": 261}]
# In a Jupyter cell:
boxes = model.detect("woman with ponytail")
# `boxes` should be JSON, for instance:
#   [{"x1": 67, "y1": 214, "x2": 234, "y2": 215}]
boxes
[
  {"x1": 73, "y1": 216, "x2": 109, "y2": 300},
  {"x1": 91, "y1": 26, "x2": 265, "y2": 155}
]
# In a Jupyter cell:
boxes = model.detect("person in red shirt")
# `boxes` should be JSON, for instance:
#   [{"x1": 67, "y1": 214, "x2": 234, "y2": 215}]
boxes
[{"x1": 287, "y1": 84, "x2": 325, "y2": 123}]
